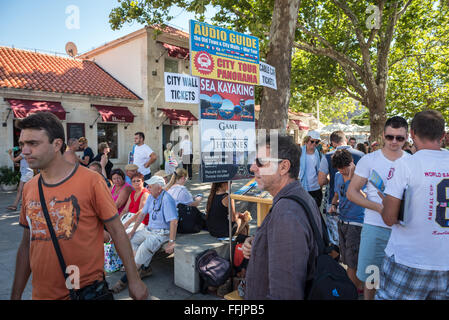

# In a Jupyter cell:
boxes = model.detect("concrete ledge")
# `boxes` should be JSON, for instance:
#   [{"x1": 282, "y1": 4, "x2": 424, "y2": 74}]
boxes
[{"x1": 174, "y1": 231, "x2": 230, "y2": 293}]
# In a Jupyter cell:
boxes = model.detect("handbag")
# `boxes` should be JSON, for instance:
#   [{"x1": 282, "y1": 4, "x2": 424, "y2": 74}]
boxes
[
  {"x1": 168, "y1": 155, "x2": 178, "y2": 167},
  {"x1": 38, "y1": 176, "x2": 114, "y2": 300},
  {"x1": 104, "y1": 242, "x2": 123, "y2": 273}
]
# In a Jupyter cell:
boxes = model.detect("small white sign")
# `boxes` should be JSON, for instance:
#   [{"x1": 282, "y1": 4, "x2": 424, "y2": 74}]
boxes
[
  {"x1": 259, "y1": 61, "x2": 277, "y2": 90},
  {"x1": 164, "y1": 72, "x2": 200, "y2": 104}
]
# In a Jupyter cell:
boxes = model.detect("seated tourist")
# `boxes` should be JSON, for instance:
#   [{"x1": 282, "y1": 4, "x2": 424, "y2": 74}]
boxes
[
  {"x1": 166, "y1": 168, "x2": 202, "y2": 206},
  {"x1": 88, "y1": 161, "x2": 111, "y2": 188},
  {"x1": 112, "y1": 175, "x2": 178, "y2": 293},
  {"x1": 154, "y1": 169, "x2": 171, "y2": 189},
  {"x1": 119, "y1": 173, "x2": 150, "y2": 234},
  {"x1": 206, "y1": 182, "x2": 249, "y2": 238},
  {"x1": 124, "y1": 163, "x2": 139, "y2": 185},
  {"x1": 110, "y1": 168, "x2": 133, "y2": 214}
]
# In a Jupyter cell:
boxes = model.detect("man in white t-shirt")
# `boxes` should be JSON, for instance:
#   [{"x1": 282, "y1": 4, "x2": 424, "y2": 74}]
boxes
[
  {"x1": 375, "y1": 110, "x2": 449, "y2": 300},
  {"x1": 133, "y1": 132, "x2": 157, "y2": 185},
  {"x1": 179, "y1": 134, "x2": 193, "y2": 180},
  {"x1": 347, "y1": 116, "x2": 410, "y2": 300}
]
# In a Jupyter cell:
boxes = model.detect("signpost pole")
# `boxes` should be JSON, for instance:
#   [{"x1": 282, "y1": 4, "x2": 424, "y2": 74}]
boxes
[{"x1": 228, "y1": 180, "x2": 233, "y2": 267}]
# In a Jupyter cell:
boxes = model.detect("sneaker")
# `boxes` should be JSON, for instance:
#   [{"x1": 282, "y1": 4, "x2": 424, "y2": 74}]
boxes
[{"x1": 139, "y1": 265, "x2": 153, "y2": 279}]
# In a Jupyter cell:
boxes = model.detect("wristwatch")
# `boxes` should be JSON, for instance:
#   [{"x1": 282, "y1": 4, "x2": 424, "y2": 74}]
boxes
[{"x1": 169, "y1": 239, "x2": 175, "y2": 243}]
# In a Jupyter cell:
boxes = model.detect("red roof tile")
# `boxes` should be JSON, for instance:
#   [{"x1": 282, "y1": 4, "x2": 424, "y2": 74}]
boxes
[{"x1": 0, "y1": 46, "x2": 140, "y2": 100}]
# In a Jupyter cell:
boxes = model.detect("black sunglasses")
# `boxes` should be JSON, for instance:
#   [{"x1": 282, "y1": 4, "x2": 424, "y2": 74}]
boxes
[
  {"x1": 309, "y1": 140, "x2": 320, "y2": 144},
  {"x1": 255, "y1": 157, "x2": 283, "y2": 168},
  {"x1": 385, "y1": 135, "x2": 406, "y2": 142}
]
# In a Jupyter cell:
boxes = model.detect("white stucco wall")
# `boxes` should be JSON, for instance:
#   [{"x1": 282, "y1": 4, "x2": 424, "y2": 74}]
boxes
[{"x1": 90, "y1": 35, "x2": 146, "y2": 99}]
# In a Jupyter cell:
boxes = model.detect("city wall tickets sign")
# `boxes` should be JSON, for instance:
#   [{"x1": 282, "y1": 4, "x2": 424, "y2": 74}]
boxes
[
  {"x1": 189, "y1": 20, "x2": 260, "y2": 86},
  {"x1": 164, "y1": 72, "x2": 199, "y2": 104}
]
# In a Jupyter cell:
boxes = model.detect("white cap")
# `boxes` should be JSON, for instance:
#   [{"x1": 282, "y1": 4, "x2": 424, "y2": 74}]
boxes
[
  {"x1": 307, "y1": 130, "x2": 321, "y2": 140},
  {"x1": 145, "y1": 175, "x2": 166, "y2": 187}
]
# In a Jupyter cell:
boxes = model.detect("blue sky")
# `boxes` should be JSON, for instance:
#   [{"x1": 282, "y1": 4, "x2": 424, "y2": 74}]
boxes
[{"x1": 0, "y1": 0, "x2": 212, "y2": 56}]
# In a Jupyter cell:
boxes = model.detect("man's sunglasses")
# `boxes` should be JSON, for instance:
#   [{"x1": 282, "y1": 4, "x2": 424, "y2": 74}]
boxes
[
  {"x1": 255, "y1": 157, "x2": 284, "y2": 167},
  {"x1": 385, "y1": 135, "x2": 406, "y2": 142},
  {"x1": 309, "y1": 140, "x2": 320, "y2": 144}
]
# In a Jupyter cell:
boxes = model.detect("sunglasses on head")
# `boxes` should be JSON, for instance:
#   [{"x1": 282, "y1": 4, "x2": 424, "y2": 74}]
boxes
[
  {"x1": 385, "y1": 135, "x2": 406, "y2": 142},
  {"x1": 255, "y1": 157, "x2": 283, "y2": 167}
]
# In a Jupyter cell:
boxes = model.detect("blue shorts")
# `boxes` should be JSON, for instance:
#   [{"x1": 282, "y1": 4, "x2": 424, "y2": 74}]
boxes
[{"x1": 356, "y1": 223, "x2": 391, "y2": 282}]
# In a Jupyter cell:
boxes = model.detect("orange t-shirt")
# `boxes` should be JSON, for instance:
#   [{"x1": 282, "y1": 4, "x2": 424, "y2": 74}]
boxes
[{"x1": 19, "y1": 164, "x2": 118, "y2": 300}]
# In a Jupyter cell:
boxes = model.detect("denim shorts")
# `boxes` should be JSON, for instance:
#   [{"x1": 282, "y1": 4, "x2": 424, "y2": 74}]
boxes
[{"x1": 356, "y1": 223, "x2": 391, "y2": 282}]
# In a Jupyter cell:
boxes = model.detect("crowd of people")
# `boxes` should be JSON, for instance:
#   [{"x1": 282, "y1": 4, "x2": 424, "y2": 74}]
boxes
[
  {"x1": 7, "y1": 109, "x2": 449, "y2": 300},
  {"x1": 242, "y1": 110, "x2": 449, "y2": 300}
]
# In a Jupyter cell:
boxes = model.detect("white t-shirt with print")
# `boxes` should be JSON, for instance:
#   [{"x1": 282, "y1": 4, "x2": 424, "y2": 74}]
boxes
[
  {"x1": 384, "y1": 149, "x2": 449, "y2": 270},
  {"x1": 133, "y1": 144, "x2": 154, "y2": 175},
  {"x1": 354, "y1": 149, "x2": 410, "y2": 228}
]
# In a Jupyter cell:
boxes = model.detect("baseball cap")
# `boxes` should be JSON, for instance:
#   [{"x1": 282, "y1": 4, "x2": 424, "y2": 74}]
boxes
[
  {"x1": 307, "y1": 130, "x2": 321, "y2": 140},
  {"x1": 145, "y1": 175, "x2": 166, "y2": 187}
]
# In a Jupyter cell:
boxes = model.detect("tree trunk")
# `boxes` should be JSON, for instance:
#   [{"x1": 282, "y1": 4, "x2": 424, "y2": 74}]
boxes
[
  {"x1": 366, "y1": 95, "x2": 387, "y2": 144},
  {"x1": 259, "y1": 0, "x2": 301, "y2": 134}
]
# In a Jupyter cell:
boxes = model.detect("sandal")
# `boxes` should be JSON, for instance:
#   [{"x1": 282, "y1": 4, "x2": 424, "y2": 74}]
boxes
[
  {"x1": 7, "y1": 205, "x2": 17, "y2": 211},
  {"x1": 111, "y1": 280, "x2": 128, "y2": 293}
]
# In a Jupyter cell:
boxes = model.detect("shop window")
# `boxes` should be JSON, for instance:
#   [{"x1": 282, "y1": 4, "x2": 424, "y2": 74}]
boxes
[
  {"x1": 164, "y1": 58, "x2": 178, "y2": 73},
  {"x1": 97, "y1": 123, "x2": 118, "y2": 159}
]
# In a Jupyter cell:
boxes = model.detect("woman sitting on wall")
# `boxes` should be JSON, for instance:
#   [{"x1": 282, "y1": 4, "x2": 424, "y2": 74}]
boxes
[
  {"x1": 110, "y1": 169, "x2": 133, "y2": 214},
  {"x1": 166, "y1": 168, "x2": 202, "y2": 206},
  {"x1": 206, "y1": 182, "x2": 250, "y2": 238}
]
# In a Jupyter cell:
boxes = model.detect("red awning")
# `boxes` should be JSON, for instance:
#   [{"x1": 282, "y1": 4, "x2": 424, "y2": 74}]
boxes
[
  {"x1": 292, "y1": 119, "x2": 309, "y2": 130},
  {"x1": 159, "y1": 108, "x2": 197, "y2": 126},
  {"x1": 6, "y1": 99, "x2": 66, "y2": 120},
  {"x1": 161, "y1": 42, "x2": 189, "y2": 60},
  {"x1": 93, "y1": 105, "x2": 134, "y2": 123}
]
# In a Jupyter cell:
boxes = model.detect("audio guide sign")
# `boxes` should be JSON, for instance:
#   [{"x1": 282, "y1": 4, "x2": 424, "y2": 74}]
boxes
[{"x1": 189, "y1": 20, "x2": 260, "y2": 85}]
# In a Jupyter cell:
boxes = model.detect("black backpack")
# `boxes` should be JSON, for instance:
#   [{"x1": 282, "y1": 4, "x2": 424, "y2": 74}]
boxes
[
  {"x1": 177, "y1": 203, "x2": 206, "y2": 234},
  {"x1": 196, "y1": 249, "x2": 231, "y2": 294},
  {"x1": 280, "y1": 194, "x2": 358, "y2": 300}
]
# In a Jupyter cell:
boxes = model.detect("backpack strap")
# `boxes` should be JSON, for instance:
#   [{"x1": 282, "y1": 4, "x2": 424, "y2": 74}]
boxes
[{"x1": 273, "y1": 194, "x2": 326, "y2": 255}]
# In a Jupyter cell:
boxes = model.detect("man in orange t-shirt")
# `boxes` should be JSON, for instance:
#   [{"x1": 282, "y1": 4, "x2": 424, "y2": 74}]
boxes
[{"x1": 10, "y1": 112, "x2": 148, "y2": 300}]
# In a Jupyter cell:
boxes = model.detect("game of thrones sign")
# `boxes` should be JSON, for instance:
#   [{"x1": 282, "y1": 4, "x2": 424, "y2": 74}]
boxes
[
  {"x1": 190, "y1": 20, "x2": 259, "y2": 183},
  {"x1": 199, "y1": 78, "x2": 256, "y2": 182}
]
